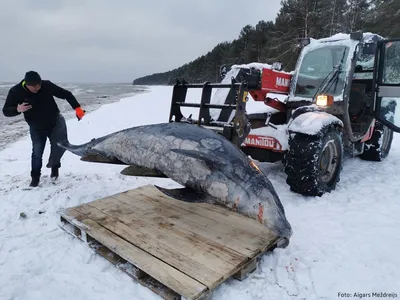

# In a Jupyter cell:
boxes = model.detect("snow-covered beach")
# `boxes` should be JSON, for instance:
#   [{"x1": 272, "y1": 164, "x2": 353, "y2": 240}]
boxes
[{"x1": 0, "y1": 86, "x2": 399, "y2": 300}]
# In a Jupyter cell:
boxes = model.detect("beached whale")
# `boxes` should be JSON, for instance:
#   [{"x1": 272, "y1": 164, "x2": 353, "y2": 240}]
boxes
[{"x1": 58, "y1": 122, "x2": 292, "y2": 247}]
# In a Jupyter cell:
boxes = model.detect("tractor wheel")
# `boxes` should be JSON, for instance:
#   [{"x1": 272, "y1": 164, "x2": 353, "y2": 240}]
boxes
[
  {"x1": 359, "y1": 120, "x2": 393, "y2": 161},
  {"x1": 284, "y1": 125, "x2": 343, "y2": 197}
]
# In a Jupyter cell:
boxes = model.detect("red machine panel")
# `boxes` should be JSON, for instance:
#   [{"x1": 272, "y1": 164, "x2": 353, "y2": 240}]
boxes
[{"x1": 249, "y1": 68, "x2": 292, "y2": 102}]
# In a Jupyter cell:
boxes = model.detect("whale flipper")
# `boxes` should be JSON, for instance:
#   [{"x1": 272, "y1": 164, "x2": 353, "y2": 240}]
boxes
[
  {"x1": 120, "y1": 165, "x2": 167, "y2": 178},
  {"x1": 155, "y1": 185, "x2": 209, "y2": 203}
]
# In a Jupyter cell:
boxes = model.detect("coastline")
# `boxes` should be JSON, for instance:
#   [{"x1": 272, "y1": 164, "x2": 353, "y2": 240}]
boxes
[{"x1": 0, "y1": 84, "x2": 149, "y2": 151}]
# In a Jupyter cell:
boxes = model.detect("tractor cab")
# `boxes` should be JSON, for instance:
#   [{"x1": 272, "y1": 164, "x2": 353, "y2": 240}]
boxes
[{"x1": 287, "y1": 32, "x2": 400, "y2": 143}]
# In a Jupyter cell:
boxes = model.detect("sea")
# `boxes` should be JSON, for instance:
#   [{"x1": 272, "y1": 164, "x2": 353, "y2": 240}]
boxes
[{"x1": 0, "y1": 82, "x2": 149, "y2": 151}]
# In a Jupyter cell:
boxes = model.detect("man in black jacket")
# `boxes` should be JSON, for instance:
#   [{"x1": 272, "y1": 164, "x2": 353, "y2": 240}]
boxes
[{"x1": 2, "y1": 71, "x2": 86, "y2": 187}]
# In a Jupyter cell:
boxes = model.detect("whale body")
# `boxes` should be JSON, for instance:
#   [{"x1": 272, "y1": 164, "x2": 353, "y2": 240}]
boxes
[{"x1": 58, "y1": 122, "x2": 292, "y2": 247}]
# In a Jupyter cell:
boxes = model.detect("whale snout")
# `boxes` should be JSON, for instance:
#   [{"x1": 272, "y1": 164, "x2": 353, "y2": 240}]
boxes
[
  {"x1": 262, "y1": 201, "x2": 293, "y2": 248},
  {"x1": 255, "y1": 186, "x2": 293, "y2": 248},
  {"x1": 274, "y1": 221, "x2": 293, "y2": 248},
  {"x1": 276, "y1": 237, "x2": 290, "y2": 248}
]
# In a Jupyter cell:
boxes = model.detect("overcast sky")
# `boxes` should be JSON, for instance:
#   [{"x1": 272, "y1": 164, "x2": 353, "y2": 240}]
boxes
[{"x1": 0, "y1": 0, "x2": 282, "y2": 83}]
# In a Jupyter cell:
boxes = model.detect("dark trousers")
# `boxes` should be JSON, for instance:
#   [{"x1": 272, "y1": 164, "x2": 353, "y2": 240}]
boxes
[{"x1": 29, "y1": 114, "x2": 68, "y2": 178}]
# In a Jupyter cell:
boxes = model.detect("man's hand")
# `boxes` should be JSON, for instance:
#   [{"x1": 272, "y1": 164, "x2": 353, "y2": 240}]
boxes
[
  {"x1": 75, "y1": 107, "x2": 85, "y2": 121},
  {"x1": 17, "y1": 102, "x2": 32, "y2": 113}
]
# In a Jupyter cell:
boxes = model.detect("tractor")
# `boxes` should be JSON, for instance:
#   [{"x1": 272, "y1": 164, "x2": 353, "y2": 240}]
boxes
[{"x1": 168, "y1": 31, "x2": 400, "y2": 196}]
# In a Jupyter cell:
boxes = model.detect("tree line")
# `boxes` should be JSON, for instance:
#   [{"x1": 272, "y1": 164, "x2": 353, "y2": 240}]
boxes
[{"x1": 132, "y1": 0, "x2": 400, "y2": 85}]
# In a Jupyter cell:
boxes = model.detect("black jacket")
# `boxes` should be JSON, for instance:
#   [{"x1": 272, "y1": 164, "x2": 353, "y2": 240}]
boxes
[{"x1": 2, "y1": 80, "x2": 81, "y2": 129}]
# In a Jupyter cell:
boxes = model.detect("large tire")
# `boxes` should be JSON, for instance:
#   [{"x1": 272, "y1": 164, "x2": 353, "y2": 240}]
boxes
[
  {"x1": 359, "y1": 120, "x2": 393, "y2": 161},
  {"x1": 284, "y1": 125, "x2": 344, "y2": 196}
]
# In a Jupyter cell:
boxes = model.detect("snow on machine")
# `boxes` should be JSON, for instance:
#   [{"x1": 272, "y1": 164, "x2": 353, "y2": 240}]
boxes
[{"x1": 168, "y1": 31, "x2": 400, "y2": 196}]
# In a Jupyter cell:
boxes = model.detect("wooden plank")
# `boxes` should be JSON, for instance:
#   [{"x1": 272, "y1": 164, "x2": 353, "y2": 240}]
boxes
[
  {"x1": 97, "y1": 193, "x2": 258, "y2": 257},
  {"x1": 68, "y1": 185, "x2": 277, "y2": 253},
  {"x1": 233, "y1": 257, "x2": 258, "y2": 281},
  {"x1": 60, "y1": 212, "x2": 181, "y2": 300},
  {"x1": 119, "y1": 188, "x2": 276, "y2": 255},
  {"x1": 69, "y1": 185, "x2": 274, "y2": 244},
  {"x1": 59, "y1": 184, "x2": 281, "y2": 300},
  {"x1": 113, "y1": 191, "x2": 261, "y2": 245},
  {"x1": 74, "y1": 203, "x2": 228, "y2": 288},
  {"x1": 80, "y1": 201, "x2": 249, "y2": 279},
  {"x1": 129, "y1": 185, "x2": 277, "y2": 242},
  {"x1": 60, "y1": 213, "x2": 151, "y2": 279},
  {"x1": 81, "y1": 192, "x2": 274, "y2": 288},
  {"x1": 61, "y1": 208, "x2": 208, "y2": 300}
]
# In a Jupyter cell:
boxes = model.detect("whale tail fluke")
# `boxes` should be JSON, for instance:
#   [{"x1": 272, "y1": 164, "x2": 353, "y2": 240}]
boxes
[
  {"x1": 58, "y1": 139, "x2": 126, "y2": 164},
  {"x1": 57, "y1": 140, "x2": 92, "y2": 157}
]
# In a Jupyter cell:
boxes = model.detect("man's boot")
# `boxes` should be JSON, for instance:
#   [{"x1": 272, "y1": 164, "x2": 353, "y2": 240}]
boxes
[
  {"x1": 51, "y1": 167, "x2": 59, "y2": 180},
  {"x1": 30, "y1": 175, "x2": 40, "y2": 187}
]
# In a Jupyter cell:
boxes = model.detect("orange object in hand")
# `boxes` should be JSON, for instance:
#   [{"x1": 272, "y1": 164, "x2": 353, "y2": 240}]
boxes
[{"x1": 75, "y1": 107, "x2": 85, "y2": 120}]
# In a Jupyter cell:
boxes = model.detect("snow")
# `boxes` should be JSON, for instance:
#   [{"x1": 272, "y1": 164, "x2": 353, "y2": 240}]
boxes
[
  {"x1": 231, "y1": 62, "x2": 272, "y2": 71},
  {"x1": 209, "y1": 67, "x2": 240, "y2": 121},
  {"x1": 312, "y1": 32, "x2": 384, "y2": 43},
  {"x1": 381, "y1": 98, "x2": 400, "y2": 127},
  {"x1": 245, "y1": 108, "x2": 345, "y2": 149},
  {"x1": 288, "y1": 110, "x2": 343, "y2": 135},
  {"x1": 1, "y1": 85, "x2": 400, "y2": 300},
  {"x1": 230, "y1": 62, "x2": 292, "y2": 76}
]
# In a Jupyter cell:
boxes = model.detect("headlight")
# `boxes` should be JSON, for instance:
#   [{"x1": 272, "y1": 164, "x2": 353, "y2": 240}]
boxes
[{"x1": 316, "y1": 94, "x2": 334, "y2": 106}]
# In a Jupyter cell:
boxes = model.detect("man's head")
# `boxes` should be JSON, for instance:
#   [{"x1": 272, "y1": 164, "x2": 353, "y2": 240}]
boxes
[{"x1": 24, "y1": 71, "x2": 42, "y2": 93}]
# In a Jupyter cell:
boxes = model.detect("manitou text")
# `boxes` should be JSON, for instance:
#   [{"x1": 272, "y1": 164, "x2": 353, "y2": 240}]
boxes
[
  {"x1": 244, "y1": 135, "x2": 284, "y2": 151},
  {"x1": 276, "y1": 77, "x2": 290, "y2": 87}
]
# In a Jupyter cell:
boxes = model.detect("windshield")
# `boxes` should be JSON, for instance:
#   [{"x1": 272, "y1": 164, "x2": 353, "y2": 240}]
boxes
[
  {"x1": 294, "y1": 45, "x2": 350, "y2": 98},
  {"x1": 353, "y1": 45, "x2": 376, "y2": 80},
  {"x1": 383, "y1": 41, "x2": 400, "y2": 84}
]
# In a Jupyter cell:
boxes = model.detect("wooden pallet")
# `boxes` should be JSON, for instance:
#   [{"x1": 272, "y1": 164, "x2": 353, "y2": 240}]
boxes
[{"x1": 58, "y1": 184, "x2": 280, "y2": 300}]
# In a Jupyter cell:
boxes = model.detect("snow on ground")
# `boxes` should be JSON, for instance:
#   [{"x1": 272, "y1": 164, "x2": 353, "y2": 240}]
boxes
[{"x1": 1, "y1": 86, "x2": 400, "y2": 300}]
